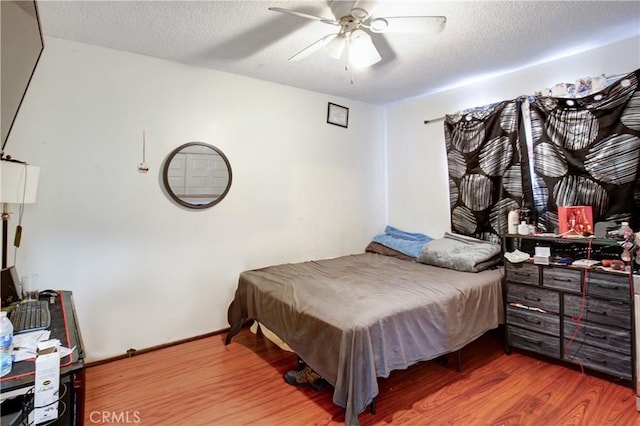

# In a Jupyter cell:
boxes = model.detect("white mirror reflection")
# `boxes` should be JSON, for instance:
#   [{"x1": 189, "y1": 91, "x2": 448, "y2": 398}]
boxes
[{"x1": 163, "y1": 142, "x2": 232, "y2": 209}]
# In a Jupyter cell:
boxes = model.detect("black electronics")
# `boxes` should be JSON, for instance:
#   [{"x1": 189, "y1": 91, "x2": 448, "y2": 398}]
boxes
[
  {"x1": 518, "y1": 237, "x2": 623, "y2": 261},
  {"x1": 1, "y1": 266, "x2": 21, "y2": 306}
]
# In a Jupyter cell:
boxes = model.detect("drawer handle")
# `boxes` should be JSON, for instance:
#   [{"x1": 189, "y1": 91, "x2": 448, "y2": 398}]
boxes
[
  {"x1": 524, "y1": 296, "x2": 541, "y2": 302},
  {"x1": 585, "y1": 332, "x2": 607, "y2": 340},
  {"x1": 585, "y1": 356, "x2": 608, "y2": 366},
  {"x1": 555, "y1": 278, "x2": 574, "y2": 283},
  {"x1": 596, "y1": 284, "x2": 619, "y2": 290},
  {"x1": 586, "y1": 309, "x2": 607, "y2": 316},
  {"x1": 521, "y1": 336, "x2": 543, "y2": 346},
  {"x1": 525, "y1": 318, "x2": 542, "y2": 325}
]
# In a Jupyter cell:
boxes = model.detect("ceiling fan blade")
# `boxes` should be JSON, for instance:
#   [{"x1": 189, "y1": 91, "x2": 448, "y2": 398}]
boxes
[
  {"x1": 370, "y1": 16, "x2": 447, "y2": 33},
  {"x1": 268, "y1": 7, "x2": 339, "y2": 26},
  {"x1": 288, "y1": 34, "x2": 338, "y2": 62}
]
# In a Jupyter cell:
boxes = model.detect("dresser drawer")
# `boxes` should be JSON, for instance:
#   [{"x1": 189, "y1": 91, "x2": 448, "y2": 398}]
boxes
[
  {"x1": 506, "y1": 262, "x2": 539, "y2": 286},
  {"x1": 543, "y1": 267, "x2": 581, "y2": 292},
  {"x1": 564, "y1": 294, "x2": 631, "y2": 329},
  {"x1": 563, "y1": 339, "x2": 632, "y2": 380},
  {"x1": 586, "y1": 272, "x2": 631, "y2": 301},
  {"x1": 507, "y1": 325, "x2": 560, "y2": 358},
  {"x1": 507, "y1": 305, "x2": 559, "y2": 335},
  {"x1": 507, "y1": 283, "x2": 559, "y2": 313},
  {"x1": 563, "y1": 319, "x2": 631, "y2": 355}
]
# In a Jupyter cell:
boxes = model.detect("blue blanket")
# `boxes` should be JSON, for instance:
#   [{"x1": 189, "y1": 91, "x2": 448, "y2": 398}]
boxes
[{"x1": 372, "y1": 226, "x2": 433, "y2": 258}]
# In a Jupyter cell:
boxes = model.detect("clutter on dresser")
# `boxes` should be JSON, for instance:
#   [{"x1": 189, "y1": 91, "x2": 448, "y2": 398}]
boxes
[
  {"x1": 558, "y1": 205, "x2": 593, "y2": 237},
  {"x1": 533, "y1": 246, "x2": 551, "y2": 265}
]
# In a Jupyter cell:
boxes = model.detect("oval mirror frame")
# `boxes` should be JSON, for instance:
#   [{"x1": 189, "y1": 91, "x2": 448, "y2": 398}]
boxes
[{"x1": 162, "y1": 142, "x2": 232, "y2": 209}]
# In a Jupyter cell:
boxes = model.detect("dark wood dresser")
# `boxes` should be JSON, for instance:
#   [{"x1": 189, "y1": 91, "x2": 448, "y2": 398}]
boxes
[{"x1": 504, "y1": 235, "x2": 634, "y2": 386}]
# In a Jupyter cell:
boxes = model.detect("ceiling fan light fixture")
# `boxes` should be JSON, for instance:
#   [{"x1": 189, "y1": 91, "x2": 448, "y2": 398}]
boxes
[
  {"x1": 369, "y1": 18, "x2": 388, "y2": 33},
  {"x1": 348, "y1": 29, "x2": 381, "y2": 68},
  {"x1": 325, "y1": 33, "x2": 346, "y2": 59}
]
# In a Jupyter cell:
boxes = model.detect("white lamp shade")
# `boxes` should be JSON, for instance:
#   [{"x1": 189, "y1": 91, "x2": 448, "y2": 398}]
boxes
[
  {"x1": 325, "y1": 33, "x2": 346, "y2": 59},
  {"x1": 1, "y1": 160, "x2": 40, "y2": 204},
  {"x1": 348, "y1": 30, "x2": 381, "y2": 68}
]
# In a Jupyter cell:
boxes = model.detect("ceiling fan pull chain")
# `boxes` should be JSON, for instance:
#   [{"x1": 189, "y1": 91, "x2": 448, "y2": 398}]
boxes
[
  {"x1": 345, "y1": 37, "x2": 350, "y2": 72},
  {"x1": 349, "y1": 59, "x2": 354, "y2": 84},
  {"x1": 347, "y1": 45, "x2": 353, "y2": 84},
  {"x1": 345, "y1": 37, "x2": 354, "y2": 84}
]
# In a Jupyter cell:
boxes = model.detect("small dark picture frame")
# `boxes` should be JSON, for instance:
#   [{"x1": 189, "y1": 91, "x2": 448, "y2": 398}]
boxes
[{"x1": 327, "y1": 102, "x2": 349, "y2": 128}]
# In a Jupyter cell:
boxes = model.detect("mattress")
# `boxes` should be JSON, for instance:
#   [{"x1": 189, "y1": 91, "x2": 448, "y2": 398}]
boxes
[{"x1": 226, "y1": 253, "x2": 504, "y2": 425}]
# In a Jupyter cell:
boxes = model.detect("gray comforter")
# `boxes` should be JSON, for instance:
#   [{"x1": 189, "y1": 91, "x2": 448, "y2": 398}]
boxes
[{"x1": 226, "y1": 253, "x2": 504, "y2": 425}]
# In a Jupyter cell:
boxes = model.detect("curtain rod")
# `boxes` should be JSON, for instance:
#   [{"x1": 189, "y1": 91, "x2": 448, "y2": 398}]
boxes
[{"x1": 423, "y1": 116, "x2": 444, "y2": 124}]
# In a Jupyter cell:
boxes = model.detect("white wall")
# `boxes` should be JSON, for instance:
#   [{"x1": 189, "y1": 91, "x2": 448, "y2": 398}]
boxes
[
  {"x1": 6, "y1": 38, "x2": 387, "y2": 361},
  {"x1": 386, "y1": 36, "x2": 640, "y2": 239}
]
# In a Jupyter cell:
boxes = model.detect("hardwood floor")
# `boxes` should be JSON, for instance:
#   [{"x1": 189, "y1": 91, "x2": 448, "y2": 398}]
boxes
[{"x1": 84, "y1": 326, "x2": 640, "y2": 425}]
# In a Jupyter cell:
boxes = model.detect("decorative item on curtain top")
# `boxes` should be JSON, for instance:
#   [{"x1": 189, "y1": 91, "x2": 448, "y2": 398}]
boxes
[
  {"x1": 534, "y1": 73, "x2": 627, "y2": 99},
  {"x1": 445, "y1": 99, "x2": 528, "y2": 243},
  {"x1": 527, "y1": 69, "x2": 640, "y2": 232}
]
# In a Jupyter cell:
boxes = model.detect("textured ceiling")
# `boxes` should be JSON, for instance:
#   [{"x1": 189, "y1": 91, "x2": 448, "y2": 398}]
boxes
[{"x1": 36, "y1": 0, "x2": 640, "y2": 105}]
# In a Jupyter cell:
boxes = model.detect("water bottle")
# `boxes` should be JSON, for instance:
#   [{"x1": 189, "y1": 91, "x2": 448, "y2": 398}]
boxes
[{"x1": 0, "y1": 311, "x2": 13, "y2": 377}]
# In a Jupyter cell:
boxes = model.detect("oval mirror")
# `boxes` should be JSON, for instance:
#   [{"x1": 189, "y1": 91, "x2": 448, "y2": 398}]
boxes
[{"x1": 162, "y1": 142, "x2": 232, "y2": 209}]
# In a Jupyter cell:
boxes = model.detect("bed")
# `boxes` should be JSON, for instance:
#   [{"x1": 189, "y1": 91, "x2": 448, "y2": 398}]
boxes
[{"x1": 226, "y1": 232, "x2": 504, "y2": 426}]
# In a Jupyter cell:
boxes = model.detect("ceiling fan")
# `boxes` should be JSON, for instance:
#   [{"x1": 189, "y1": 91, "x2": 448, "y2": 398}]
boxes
[{"x1": 269, "y1": 1, "x2": 446, "y2": 69}]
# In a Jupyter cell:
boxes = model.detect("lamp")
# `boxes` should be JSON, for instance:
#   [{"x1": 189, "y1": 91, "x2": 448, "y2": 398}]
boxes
[
  {"x1": 325, "y1": 33, "x2": 347, "y2": 59},
  {"x1": 1, "y1": 159, "x2": 40, "y2": 269},
  {"x1": 323, "y1": 29, "x2": 381, "y2": 69},
  {"x1": 348, "y1": 29, "x2": 381, "y2": 68}
]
